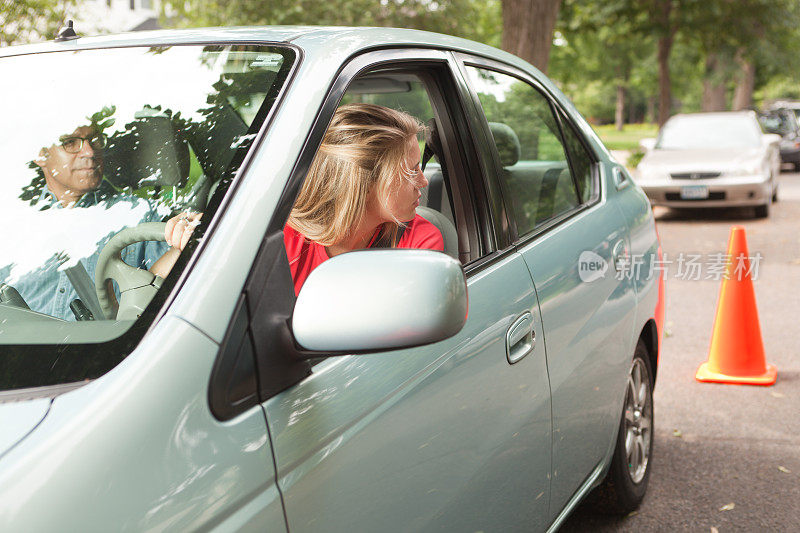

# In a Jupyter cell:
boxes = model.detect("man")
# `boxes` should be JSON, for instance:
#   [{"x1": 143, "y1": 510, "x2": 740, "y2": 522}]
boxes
[
  {"x1": 3, "y1": 123, "x2": 193, "y2": 320},
  {"x1": 35, "y1": 125, "x2": 107, "y2": 208}
]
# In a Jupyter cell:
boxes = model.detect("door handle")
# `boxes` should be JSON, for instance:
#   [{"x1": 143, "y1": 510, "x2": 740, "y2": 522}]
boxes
[
  {"x1": 506, "y1": 312, "x2": 535, "y2": 364},
  {"x1": 613, "y1": 166, "x2": 631, "y2": 190},
  {"x1": 612, "y1": 239, "x2": 629, "y2": 273}
]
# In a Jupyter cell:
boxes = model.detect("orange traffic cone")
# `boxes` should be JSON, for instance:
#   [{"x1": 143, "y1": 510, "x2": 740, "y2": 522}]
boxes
[{"x1": 696, "y1": 226, "x2": 777, "y2": 386}]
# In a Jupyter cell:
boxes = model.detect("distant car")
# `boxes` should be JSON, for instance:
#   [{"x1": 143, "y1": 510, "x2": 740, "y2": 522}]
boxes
[
  {"x1": 0, "y1": 27, "x2": 664, "y2": 532},
  {"x1": 766, "y1": 99, "x2": 800, "y2": 123},
  {"x1": 758, "y1": 108, "x2": 800, "y2": 170},
  {"x1": 635, "y1": 111, "x2": 781, "y2": 218}
]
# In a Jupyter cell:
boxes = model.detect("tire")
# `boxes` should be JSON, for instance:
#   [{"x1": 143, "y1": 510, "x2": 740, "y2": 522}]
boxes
[
  {"x1": 772, "y1": 186, "x2": 779, "y2": 203},
  {"x1": 587, "y1": 340, "x2": 654, "y2": 515},
  {"x1": 754, "y1": 202, "x2": 770, "y2": 219}
]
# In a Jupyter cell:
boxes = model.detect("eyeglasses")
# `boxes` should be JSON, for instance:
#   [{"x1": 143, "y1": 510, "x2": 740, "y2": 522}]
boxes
[{"x1": 59, "y1": 133, "x2": 107, "y2": 154}]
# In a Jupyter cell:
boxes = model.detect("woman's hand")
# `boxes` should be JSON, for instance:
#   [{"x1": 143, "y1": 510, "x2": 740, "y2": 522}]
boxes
[
  {"x1": 165, "y1": 211, "x2": 203, "y2": 251},
  {"x1": 150, "y1": 212, "x2": 203, "y2": 279}
]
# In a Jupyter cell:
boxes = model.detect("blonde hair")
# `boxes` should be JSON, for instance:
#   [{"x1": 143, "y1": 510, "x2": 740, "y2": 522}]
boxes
[{"x1": 288, "y1": 103, "x2": 424, "y2": 246}]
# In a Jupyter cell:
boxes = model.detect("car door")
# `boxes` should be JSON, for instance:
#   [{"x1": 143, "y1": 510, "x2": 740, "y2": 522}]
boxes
[
  {"x1": 457, "y1": 56, "x2": 638, "y2": 519},
  {"x1": 248, "y1": 49, "x2": 553, "y2": 532}
]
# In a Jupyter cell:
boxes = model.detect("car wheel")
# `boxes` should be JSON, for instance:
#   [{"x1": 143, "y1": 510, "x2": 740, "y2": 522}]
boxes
[
  {"x1": 587, "y1": 340, "x2": 654, "y2": 515},
  {"x1": 772, "y1": 186, "x2": 779, "y2": 203},
  {"x1": 754, "y1": 202, "x2": 770, "y2": 219}
]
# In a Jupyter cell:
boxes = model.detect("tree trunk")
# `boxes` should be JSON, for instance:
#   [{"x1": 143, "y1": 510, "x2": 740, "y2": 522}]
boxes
[
  {"x1": 615, "y1": 84, "x2": 625, "y2": 131},
  {"x1": 501, "y1": 0, "x2": 562, "y2": 74},
  {"x1": 732, "y1": 53, "x2": 756, "y2": 111},
  {"x1": 655, "y1": 0, "x2": 674, "y2": 127},
  {"x1": 702, "y1": 54, "x2": 728, "y2": 112}
]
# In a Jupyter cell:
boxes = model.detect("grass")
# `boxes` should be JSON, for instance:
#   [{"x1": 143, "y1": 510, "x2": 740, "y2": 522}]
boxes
[{"x1": 593, "y1": 123, "x2": 659, "y2": 151}]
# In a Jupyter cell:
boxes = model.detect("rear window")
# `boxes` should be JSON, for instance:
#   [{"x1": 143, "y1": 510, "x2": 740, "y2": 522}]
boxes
[{"x1": 0, "y1": 44, "x2": 295, "y2": 390}]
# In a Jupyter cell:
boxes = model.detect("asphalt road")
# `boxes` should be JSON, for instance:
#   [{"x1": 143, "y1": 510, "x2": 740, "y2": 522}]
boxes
[{"x1": 561, "y1": 171, "x2": 800, "y2": 532}]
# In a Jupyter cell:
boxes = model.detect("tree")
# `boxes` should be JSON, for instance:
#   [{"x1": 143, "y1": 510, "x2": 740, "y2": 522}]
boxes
[
  {"x1": 159, "y1": 0, "x2": 502, "y2": 45},
  {"x1": 681, "y1": 0, "x2": 800, "y2": 112},
  {"x1": 501, "y1": 0, "x2": 562, "y2": 74},
  {"x1": 652, "y1": 0, "x2": 676, "y2": 125},
  {"x1": 552, "y1": 0, "x2": 653, "y2": 129},
  {"x1": 0, "y1": 0, "x2": 75, "y2": 47}
]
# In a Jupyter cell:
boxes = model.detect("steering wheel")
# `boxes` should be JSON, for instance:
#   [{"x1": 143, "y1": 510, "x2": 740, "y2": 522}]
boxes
[{"x1": 94, "y1": 222, "x2": 167, "y2": 320}]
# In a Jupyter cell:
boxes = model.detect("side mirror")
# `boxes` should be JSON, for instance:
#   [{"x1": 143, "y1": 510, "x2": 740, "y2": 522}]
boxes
[
  {"x1": 292, "y1": 249, "x2": 468, "y2": 352},
  {"x1": 762, "y1": 133, "x2": 782, "y2": 146},
  {"x1": 639, "y1": 138, "x2": 656, "y2": 151}
]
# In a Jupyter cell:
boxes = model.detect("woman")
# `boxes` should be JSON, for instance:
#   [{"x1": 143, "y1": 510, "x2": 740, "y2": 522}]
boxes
[
  {"x1": 284, "y1": 103, "x2": 444, "y2": 294},
  {"x1": 160, "y1": 104, "x2": 444, "y2": 295}
]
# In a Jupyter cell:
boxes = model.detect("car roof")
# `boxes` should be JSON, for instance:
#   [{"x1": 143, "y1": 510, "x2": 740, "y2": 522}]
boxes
[
  {"x1": 0, "y1": 25, "x2": 529, "y2": 71},
  {"x1": 667, "y1": 111, "x2": 758, "y2": 124},
  {"x1": 0, "y1": 25, "x2": 609, "y2": 159}
]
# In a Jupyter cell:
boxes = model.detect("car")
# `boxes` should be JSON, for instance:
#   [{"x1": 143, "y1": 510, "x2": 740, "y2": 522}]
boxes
[
  {"x1": 758, "y1": 108, "x2": 800, "y2": 170},
  {"x1": 766, "y1": 99, "x2": 800, "y2": 124},
  {"x1": 635, "y1": 111, "x2": 781, "y2": 218},
  {"x1": 0, "y1": 26, "x2": 664, "y2": 532}
]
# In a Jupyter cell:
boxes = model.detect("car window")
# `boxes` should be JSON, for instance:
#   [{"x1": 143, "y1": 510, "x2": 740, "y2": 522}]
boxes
[
  {"x1": 559, "y1": 116, "x2": 597, "y2": 203},
  {"x1": 0, "y1": 44, "x2": 295, "y2": 389},
  {"x1": 340, "y1": 73, "x2": 456, "y2": 229},
  {"x1": 464, "y1": 65, "x2": 580, "y2": 236}
]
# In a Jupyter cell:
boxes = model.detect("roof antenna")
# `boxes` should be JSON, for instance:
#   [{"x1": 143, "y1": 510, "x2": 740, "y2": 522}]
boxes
[{"x1": 55, "y1": 20, "x2": 79, "y2": 42}]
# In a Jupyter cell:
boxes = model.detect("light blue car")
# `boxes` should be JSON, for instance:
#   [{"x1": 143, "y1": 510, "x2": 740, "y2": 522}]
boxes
[{"x1": 0, "y1": 26, "x2": 665, "y2": 532}]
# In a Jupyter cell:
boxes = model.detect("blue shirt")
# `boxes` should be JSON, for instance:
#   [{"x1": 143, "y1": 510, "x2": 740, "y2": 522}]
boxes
[{"x1": 1, "y1": 185, "x2": 170, "y2": 320}]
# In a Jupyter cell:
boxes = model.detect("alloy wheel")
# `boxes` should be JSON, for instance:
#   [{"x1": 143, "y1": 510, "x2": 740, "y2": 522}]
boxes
[{"x1": 623, "y1": 358, "x2": 652, "y2": 483}]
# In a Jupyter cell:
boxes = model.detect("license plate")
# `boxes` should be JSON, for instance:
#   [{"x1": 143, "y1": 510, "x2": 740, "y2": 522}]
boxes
[{"x1": 680, "y1": 185, "x2": 709, "y2": 199}]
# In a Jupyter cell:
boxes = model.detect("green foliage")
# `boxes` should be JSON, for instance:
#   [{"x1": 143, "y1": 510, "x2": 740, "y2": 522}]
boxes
[
  {"x1": 0, "y1": 0, "x2": 75, "y2": 46},
  {"x1": 627, "y1": 148, "x2": 644, "y2": 168},
  {"x1": 551, "y1": 0, "x2": 800, "y2": 123},
  {"x1": 566, "y1": 81, "x2": 617, "y2": 124},
  {"x1": 87, "y1": 105, "x2": 117, "y2": 132},
  {"x1": 755, "y1": 76, "x2": 800, "y2": 107},
  {"x1": 152, "y1": 0, "x2": 800, "y2": 126},
  {"x1": 594, "y1": 123, "x2": 658, "y2": 151},
  {"x1": 160, "y1": 0, "x2": 502, "y2": 44},
  {"x1": 550, "y1": 0, "x2": 655, "y2": 124}
]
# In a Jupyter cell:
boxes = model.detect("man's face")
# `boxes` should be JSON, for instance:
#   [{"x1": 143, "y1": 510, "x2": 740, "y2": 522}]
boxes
[{"x1": 36, "y1": 126, "x2": 104, "y2": 199}]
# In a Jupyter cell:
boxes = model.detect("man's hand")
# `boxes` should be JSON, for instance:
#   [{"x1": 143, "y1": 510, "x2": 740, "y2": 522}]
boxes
[
  {"x1": 150, "y1": 212, "x2": 203, "y2": 279},
  {"x1": 165, "y1": 211, "x2": 202, "y2": 251}
]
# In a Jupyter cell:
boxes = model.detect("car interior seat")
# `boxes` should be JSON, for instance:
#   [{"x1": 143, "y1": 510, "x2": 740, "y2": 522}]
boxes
[
  {"x1": 416, "y1": 205, "x2": 458, "y2": 259},
  {"x1": 103, "y1": 111, "x2": 190, "y2": 192},
  {"x1": 488, "y1": 122, "x2": 532, "y2": 228}
]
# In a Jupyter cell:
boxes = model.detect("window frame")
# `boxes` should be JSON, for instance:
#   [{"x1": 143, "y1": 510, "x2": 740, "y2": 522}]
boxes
[
  {"x1": 452, "y1": 52, "x2": 602, "y2": 246},
  {"x1": 219, "y1": 47, "x2": 508, "y2": 410}
]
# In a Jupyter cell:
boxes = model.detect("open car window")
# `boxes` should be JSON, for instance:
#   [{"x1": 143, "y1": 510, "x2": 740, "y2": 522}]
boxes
[
  {"x1": 0, "y1": 44, "x2": 295, "y2": 389},
  {"x1": 340, "y1": 72, "x2": 457, "y2": 233}
]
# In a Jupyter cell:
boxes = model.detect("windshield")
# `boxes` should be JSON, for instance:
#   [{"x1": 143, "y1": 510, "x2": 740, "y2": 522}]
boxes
[
  {"x1": 657, "y1": 115, "x2": 762, "y2": 150},
  {"x1": 759, "y1": 111, "x2": 797, "y2": 136},
  {"x1": 0, "y1": 44, "x2": 294, "y2": 390}
]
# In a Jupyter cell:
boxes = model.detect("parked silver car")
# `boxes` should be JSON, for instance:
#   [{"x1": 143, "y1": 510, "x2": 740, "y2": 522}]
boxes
[
  {"x1": 635, "y1": 111, "x2": 781, "y2": 218},
  {"x1": 0, "y1": 26, "x2": 664, "y2": 532}
]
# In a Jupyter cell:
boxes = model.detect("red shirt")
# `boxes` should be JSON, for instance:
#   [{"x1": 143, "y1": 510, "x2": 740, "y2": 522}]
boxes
[{"x1": 284, "y1": 214, "x2": 445, "y2": 295}]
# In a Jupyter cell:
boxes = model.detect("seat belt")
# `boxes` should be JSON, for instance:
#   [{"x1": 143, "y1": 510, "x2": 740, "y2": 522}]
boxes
[
  {"x1": 64, "y1": 261, "x2": 105, "y2": 320},
  {"x1": 370, "y1": 225, "x2": 407, "y2": 249}
]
